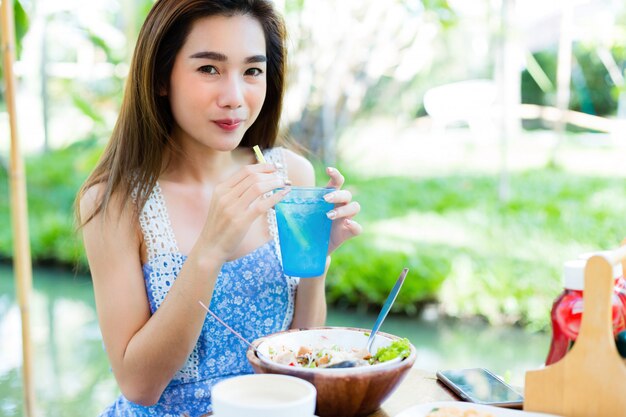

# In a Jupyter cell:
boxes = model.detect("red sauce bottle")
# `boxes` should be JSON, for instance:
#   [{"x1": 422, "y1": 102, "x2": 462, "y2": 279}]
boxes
[
  {"x1": 545, "y1": 287, "x2": 571, "y2": 366},
  {"x1": 614, "y1": 263, "x2": 626, "y2": 312},
  {"x1": 578, "y1": 251, "x2": 626, "y2": 333},
  {"x1": 546, "y1": 259, "x2": 626, "y2": 366}
]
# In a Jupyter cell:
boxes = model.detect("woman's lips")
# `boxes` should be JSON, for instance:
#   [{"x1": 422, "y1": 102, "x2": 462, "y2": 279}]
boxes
[{"x1": 213, "y1": 119, "x2": 242, "y2": 132}]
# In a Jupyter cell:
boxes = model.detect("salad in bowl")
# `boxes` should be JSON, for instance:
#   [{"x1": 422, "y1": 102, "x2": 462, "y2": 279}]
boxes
[
  {"x1": 263, "y1": 334, "x2": 411, "y2": 369},
  {"x1": 247, "y1": 327, "x2": 416, "y2": 417}
]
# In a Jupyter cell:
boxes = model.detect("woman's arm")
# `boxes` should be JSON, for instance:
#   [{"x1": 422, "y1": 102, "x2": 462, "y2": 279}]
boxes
[
  {"x1": 290, "y1": 256, "x2": 329, "y2": 328},
  {"x1": 81, "y1": 163, "x2": 287, "y2": 406},
  {"x1": 81, "y1": 185, "x2": 221, "y2": 406}
]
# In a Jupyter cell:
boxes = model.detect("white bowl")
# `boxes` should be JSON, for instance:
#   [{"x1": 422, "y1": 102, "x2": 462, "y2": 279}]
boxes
[{"x1": 211, "y1": 373, "x2": 316, "y2": 417}]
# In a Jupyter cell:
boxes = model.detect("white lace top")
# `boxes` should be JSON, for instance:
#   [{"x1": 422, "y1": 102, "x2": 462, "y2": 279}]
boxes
[{"x1": 101, "y1": 147, "x2": 298, "y2": 417}]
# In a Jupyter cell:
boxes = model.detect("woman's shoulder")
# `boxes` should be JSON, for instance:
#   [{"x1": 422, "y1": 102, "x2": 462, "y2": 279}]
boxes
[
  {"x1": 79, "y1": 182, "x2": 136, "y2": 226},
  {"x1": 78, "y1": 182, "x2": 106, "y2": 223},
  {"x1": 79, "y1": 182, "x2": 144, "y2": 258}
]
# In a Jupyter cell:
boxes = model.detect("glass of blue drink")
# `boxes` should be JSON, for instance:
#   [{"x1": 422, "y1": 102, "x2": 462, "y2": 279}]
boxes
[{"x1": 275, "y1": 187, "x2": 335, "y2": 277}]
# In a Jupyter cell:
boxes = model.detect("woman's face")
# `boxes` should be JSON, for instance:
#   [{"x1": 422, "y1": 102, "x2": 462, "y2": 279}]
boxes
[{"x1": 167, "y1": 14, "x2": 267, "y2": 151}]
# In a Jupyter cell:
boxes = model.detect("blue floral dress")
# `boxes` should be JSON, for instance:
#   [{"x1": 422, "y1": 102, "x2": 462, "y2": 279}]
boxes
[{"x1": 100, "y1": 148, "x2": 298, "y2": 417}]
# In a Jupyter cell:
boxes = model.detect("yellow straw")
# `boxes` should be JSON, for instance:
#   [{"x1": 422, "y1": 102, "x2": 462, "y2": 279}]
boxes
[{"x1": 253, "y1": 145, "x2": 266, "y2": 164}]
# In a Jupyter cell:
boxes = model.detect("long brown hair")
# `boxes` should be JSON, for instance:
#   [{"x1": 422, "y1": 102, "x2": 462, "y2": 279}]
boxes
[{"x1": 76, "y1": 0, "x2": 287, "y2": 226}]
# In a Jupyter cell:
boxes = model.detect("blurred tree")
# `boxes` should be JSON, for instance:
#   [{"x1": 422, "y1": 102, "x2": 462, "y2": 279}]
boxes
[
  {"x1": 6, "y1": 0, "x2": 459, "y2": 161},
  {"x1": 521, "y1": 46, "x2": 624, "y2": 120},
  {"x1": 281, "y1": 0, "x2": 456, "y2": 165},
  {"x1": 520, "y1": 4, "x2": 625, "y2": 125},
  {"x1": 36, "y1": 0, "x2": 153, "y2": 151}
]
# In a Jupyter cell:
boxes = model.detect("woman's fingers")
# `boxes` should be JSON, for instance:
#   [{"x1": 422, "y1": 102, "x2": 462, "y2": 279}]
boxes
[
  {"x1": 235, "y1": 177, "x2": 287, "y2": 211},
  {"x1": 220, "y1": 165, "x2": 289, "y2": 223},
  {"x1": 208, "y1": 165, "x2": 284, "y2": 234},
  {"x1": 326, "y1": 201, "x2": 360, "y2": 220},
  {"x1": 230, "y1": 171, "x2": 286, "y2": 198},
  {"x1": 342, "y1": 218, "x2": 363, "y2": 236},
  {"x1": 203, "y1": 164, "x2": 289, "y2": 261},
  {"x1": 245, "y1": 188, "x2": 291, "y2": 222},
  {"x1": 222, "y1": 163, "x2": 278, "y2": 188},
  {"x1": 325, "y1": 167, "x2": 345, "y2": 189},
  {"x1": 328, "y1": 217, "x2": 362, "y2": 254},
  {"x1": 323, "y1": 189, "x2": 352, "y2": 204}
]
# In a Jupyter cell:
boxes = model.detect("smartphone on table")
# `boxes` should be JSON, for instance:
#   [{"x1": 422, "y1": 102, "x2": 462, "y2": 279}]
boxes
[{"x1": 436, "y1": 368, "x2": 524, "y2": 409}]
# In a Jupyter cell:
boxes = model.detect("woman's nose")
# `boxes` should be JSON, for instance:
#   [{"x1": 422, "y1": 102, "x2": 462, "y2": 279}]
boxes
[{"x1": 217, "y1": 75, "x2": 244, "y2": 109}]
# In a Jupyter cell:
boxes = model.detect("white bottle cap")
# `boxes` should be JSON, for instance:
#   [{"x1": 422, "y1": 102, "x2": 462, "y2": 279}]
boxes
[
  {"x1": 578, "y1": 251, "x2": 609, "y2": 260},
  {"x1": 563, "y1": 260, "x2": 585, "y2": 290},
  {"x1": 563, "y1": 257, "x2": 624, "y2": 290},
  {"x1": 578, "y1": 251, "x2": 623, "y2": 279}
]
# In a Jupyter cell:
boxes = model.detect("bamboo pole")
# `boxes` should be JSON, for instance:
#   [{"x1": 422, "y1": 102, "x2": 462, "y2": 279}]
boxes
[{"x1": 1, "y1": 0, "x2": 36, "y2": 416}]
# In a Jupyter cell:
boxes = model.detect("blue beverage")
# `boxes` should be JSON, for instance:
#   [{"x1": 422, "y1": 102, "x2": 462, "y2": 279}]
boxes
[{"x1": 275, "y1": 187, "x2": 335, "y2": 277}]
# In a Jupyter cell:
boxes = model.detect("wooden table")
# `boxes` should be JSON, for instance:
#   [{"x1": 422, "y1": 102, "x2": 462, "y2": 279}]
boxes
[{"x1": 368, "y1": 367, "x2": 457, "y2": 416}]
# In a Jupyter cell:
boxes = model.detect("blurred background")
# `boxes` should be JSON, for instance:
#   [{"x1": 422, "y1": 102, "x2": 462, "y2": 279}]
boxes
[{"x1": 1, "y1": 0, "x2": 626, "y2": 415}]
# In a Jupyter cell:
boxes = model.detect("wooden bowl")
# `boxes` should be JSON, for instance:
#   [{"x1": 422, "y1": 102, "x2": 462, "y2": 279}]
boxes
[{"x1": 246, "y1": 326, "x2": 417, "y2": 417}]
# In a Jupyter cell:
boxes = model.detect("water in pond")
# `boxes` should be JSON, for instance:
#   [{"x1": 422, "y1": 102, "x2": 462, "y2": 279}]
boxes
[{"x1": 0, "y1": 265, "x2": 549, "y2": 416}]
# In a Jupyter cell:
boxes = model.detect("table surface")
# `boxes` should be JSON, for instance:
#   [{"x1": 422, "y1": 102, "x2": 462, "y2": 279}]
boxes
[
  {"x1": 367, "y1": 367, "x2": 457, "y2": 417},
  {"x1": 202, "y1": 367, "x2": 459, "y2": 417}
]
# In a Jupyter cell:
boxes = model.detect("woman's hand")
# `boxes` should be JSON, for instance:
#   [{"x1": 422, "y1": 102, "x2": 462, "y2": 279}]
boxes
[
  {"x1": 323, "y1": 167, "x2": 362, "y2": 254},
  {"x1": 196, "y1": 163, "x2": 288, "y2": 263}
]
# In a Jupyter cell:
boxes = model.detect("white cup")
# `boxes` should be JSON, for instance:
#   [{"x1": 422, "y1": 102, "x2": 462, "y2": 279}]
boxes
[{"x1": 211, "y1": 373, "x2": 317, "y2": 417}]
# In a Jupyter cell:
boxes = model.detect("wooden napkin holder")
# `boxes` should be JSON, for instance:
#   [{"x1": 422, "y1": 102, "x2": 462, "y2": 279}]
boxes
[{"x1": 524, "y1": 246, "x2": 626, "y2": 416}]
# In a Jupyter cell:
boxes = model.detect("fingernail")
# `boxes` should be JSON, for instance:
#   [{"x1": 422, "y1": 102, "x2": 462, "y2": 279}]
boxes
[
  {"x1": 323, "y1": 192, "x2": 335, "y2": 202},
  {"x1": 284, "y1": 179, "x2": 292, "y2": 186},
  {"x1": 327, "y1": 167, "x2": 336, "y2": 174},
  {"x1": 274, "y1": 162, "x2": 283, "y2": 169},
  {"x1": 345, "y1": 218, "x2": 354, "y2": 226},
  {"x1": 326, "y1": 210, "x2": 337, "y2": 219}
]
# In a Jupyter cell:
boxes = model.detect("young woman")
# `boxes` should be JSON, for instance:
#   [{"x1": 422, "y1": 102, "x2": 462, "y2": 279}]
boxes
[{"x1": 76, "y1": 0, "x2": 361, "y2": 415}]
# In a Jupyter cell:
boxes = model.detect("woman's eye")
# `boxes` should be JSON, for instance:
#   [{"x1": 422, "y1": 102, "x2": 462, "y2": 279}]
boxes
[
  {"x1": 245, "y1": 67, "x2": 264, "y2": 77},
  {"x1": 199, "y1": 65, "x2": 218, "y2": 75}
]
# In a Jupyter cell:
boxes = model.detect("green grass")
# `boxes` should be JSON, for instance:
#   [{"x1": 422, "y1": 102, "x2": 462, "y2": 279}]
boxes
[
  {"x1": 2, "y1": 144, "x2": 625, "y2": 330},
  {"x1": 325, "y1": 168, "x2": 626, "y2": 330}
]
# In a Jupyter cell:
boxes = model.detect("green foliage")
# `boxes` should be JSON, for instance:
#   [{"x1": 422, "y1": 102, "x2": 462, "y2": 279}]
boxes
[
  {"x1": 421, "y1": 0, "x2": 457, "y2": 28},
  {"x1": 86, "y1": 31, "x2": 124, "y2": 64},
  {"x1": 521, "y1": 45, "x2": 624, "y2": 118},
  {"x1": 2, "y1": 147, "x2": 626, "y2": 330},
  {"x1": 521, "y1": 49, "x2": 557, "y2": 107},
  {"x1": 72, "y1": 92, "x2": 106, "y2": 125},
  {"x1": 0, "y1": 140, "x2": 101, "y2": 267},
  {"x1": 13, "y1": 0, "x2": 29, "y2": 58},
  {"x1": 328, "y1": 237, "x2": 450, "y2": 315},
  {"x1": 322, "y1": 167, "x2": 626, "y2": 329},
  {"x1": 571, "y1": 43, "x2": 617, "y2": 116},
  {"x1": 285, "y1": 0, "x2": 305, "y2": 13}
]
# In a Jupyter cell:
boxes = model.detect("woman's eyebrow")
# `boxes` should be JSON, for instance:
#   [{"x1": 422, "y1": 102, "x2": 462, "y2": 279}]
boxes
[
  {"x1": 245, "y1": 55, "x2": 267, "y2": 64},
  {"x1": 189, "y1": 51, "x2": 267, "y2": 64},
  {"x1": 189, "y1": 51, "x2": 227, "y2": 61}
]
